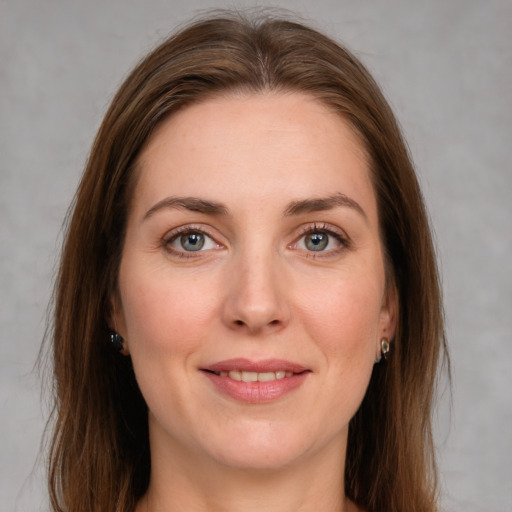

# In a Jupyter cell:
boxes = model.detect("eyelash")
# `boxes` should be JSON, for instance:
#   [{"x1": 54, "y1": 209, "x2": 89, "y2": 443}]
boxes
[
  {"x1": 291, "y1": 223, "x2": 350, "y2": 258},
  {"x1": 162, "y1": 223, "x2": 350, "y2": 259},
  {"x1": 163, "y1": 225, "x2": 220, "y2": 259}
]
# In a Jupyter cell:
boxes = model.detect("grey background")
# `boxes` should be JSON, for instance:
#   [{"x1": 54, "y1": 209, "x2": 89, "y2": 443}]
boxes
[{"x1": 1, "y1": 0, "x2": 511, "y2": 511}]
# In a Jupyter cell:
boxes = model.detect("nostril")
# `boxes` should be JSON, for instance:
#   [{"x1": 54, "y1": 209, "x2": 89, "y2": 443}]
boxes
[{"x1": 232, "y1": 318, "x2": 280, "y2": 329}]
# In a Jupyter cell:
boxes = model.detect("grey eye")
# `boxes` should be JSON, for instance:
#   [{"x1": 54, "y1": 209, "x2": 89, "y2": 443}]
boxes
[
  {"x1": 304, "y1": 233, "x2": 329, "y2": 251},
  {"x1": 180, "y1": 232, "x2": 205, "y2": 251},
  {"x1": 167, "y1": 229, "x2": 218, "y2": 254}
]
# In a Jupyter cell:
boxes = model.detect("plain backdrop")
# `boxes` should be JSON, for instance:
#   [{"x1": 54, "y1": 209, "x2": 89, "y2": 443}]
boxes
[{"x1": 1, "y1": 1, "x2": 511, "y2": 511}]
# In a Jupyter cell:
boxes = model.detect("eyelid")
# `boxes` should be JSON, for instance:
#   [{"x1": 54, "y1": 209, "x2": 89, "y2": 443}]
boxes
[
  {"x1": 290, "y1": 223, "x2": 350, "y2": 255},
  {"x1": 162, "y1": 224, "x2": 224, "y2": 257},
  {"x1": 161, "y1": 222, "x2": 350, "y2": 259}
]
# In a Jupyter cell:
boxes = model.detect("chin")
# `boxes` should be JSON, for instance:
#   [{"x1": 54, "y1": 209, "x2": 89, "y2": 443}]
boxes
[
  {"x1": 203, "y1": 422, "x2": 332, "y2": 472},
  {"x1": 213, "y1": 446, "x2": 306, "y2": 472}
]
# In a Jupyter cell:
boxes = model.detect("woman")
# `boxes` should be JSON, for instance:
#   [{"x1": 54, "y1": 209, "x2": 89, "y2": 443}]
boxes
[{"x1": 46, "y1": 11, "x2": 448, "y2": 512}]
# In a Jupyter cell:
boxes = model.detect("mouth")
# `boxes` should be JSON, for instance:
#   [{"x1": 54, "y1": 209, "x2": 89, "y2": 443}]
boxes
[
  {"x1": 200, "y1": 359, "x2": 310, "y2": 403},
  {"x1": 205, "y1": 369, "x2": 297, "y2": 382},
  {"x1": 201, "y1": 358, "x2": 309, "y2": 380}
]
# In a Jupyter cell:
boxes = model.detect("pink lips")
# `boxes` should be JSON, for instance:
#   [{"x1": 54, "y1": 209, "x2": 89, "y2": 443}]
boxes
[
  {"x1": 205, "y1": 358, "x2": 308, "y2": 374},
  {"x1": 201, "y1": 358, "x2": 310, "y2": 403}
]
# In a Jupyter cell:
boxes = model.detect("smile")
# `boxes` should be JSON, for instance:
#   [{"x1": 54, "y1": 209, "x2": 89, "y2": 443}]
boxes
[
  {"x1": 201, "y1": 359, "x2": 310, "y2": 403},
  {"x1": 213, "y1": 370, "x2": 294, "y2": 382}
]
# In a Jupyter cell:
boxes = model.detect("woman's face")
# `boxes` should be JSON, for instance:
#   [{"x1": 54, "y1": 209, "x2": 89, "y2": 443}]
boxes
[{"x1": 114, "y1": 92, "x2": 396, "y2": 472}]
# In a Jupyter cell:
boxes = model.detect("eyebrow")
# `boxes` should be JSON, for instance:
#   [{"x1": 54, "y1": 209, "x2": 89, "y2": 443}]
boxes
[
  {"x1": 143, "y1": 196, "x2": 228, "y2": 220},
  {"x1": 284, "y1": 193, "x2": 367, "y2": 221},
  {"x1": 143, "y1": 192, "x2": 367, "y2": 221}
]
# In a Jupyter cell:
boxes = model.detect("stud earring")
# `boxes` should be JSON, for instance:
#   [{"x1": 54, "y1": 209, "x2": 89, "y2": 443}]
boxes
[
  {"x1": 110, "y1": 332, "x2": 129, "y2": 355},
  {"x1": 375, "y1": 337, "x2": 390, "y2": 363}
]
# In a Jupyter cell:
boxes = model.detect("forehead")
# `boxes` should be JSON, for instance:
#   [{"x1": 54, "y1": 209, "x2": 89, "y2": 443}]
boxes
[
  {"x1": 140, "y1": 90, "x2": 368, "y2": 163},
  {"x1": 133, "y1": 91, "x2": 376, "y2": 219}
]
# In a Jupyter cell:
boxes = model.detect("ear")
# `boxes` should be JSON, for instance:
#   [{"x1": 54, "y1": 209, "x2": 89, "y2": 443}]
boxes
[
  {"x1": 378, "y1": 279, "x2": 398, "y2": 341},
  {"x1": 108, "y1": 292, "x2": 130, "y2": 354}
]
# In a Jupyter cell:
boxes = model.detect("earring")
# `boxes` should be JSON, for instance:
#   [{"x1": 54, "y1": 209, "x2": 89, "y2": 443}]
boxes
[
  {"x1": 375, "y1": 337, "x2": 390, "y2": 363},
  {"x1": 110, "y1": 332, "x2": 129, "y2": 356}
]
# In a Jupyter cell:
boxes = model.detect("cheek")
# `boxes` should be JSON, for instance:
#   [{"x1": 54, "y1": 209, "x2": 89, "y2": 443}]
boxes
[
  {"x1": 295, "y1": 271, "x2": 383, "y2": 361},
  {"x1": 117, "y1": 265, "x2": 223, "y2": 418},
  {"x1": 291, "y1": 271, "x2": 383, "y2": 435},
  {"x1": 119, "y1": 264, "x2": 220, "y2": 355}
]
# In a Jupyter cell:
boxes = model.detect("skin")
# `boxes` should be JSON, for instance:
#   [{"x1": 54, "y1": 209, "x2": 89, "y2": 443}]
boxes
[{"x1": 113, "y1": 91, "x2": 396, "y2": 512}]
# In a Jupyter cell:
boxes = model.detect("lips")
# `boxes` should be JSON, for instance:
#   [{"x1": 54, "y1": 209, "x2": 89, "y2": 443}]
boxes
[
  {"x1": 204, "y1": 358, "x2": 308, "y2": 373},
  {"x1": 216, "y1": 369, "x2": 293, "y2": 382},
  {"x1": 201, "y1": 358, "x2": 310, "y2": 403}
]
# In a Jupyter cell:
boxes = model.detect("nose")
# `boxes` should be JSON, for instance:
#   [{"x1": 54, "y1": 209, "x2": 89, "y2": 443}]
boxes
[{"x1": 221, "y1": 251, "x2": 290, "y2": 335}]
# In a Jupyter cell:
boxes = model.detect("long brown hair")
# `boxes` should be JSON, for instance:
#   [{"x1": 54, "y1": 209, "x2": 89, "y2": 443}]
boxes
[{"x1": 45, "y1": 11, "x2": 448, "y2": 512}]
